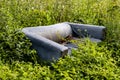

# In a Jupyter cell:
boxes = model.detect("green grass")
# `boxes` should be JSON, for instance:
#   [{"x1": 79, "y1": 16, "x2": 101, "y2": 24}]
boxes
[{"x1": 0, "y1": 0, "x2": 120, "y2": 79}]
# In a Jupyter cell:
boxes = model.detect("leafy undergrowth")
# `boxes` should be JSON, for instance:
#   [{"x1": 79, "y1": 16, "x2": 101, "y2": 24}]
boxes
[
  {"x1": 0, "y1": 0, "x2": 120, "y2": 79},
  {"x1": 0, "y1": 40, "x2": 120, "y2": 80}
]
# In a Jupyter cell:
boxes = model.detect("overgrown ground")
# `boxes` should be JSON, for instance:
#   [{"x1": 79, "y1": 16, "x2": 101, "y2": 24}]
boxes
[{"x1": 0, "y1": 0, "x2": 120, "y2": 79}]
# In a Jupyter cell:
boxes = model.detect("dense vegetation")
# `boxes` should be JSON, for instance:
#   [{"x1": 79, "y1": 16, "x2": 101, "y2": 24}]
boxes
[{"x1": 0, "y1": 0, "x2": 120, "y2": 79}]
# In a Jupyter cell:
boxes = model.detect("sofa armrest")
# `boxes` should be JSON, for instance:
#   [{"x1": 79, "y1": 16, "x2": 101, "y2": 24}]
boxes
[
  {"x1": 68, "y1": 22, "x2": 106, "y2": 40},
  {"x1": 22, "y1": 29, "x2": 68, "y2": 61}
]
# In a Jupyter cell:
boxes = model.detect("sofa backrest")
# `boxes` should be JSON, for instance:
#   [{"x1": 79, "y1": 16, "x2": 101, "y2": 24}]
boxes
[{"x1": 22, "y1": 23, "x2": 72, "y2": 42}]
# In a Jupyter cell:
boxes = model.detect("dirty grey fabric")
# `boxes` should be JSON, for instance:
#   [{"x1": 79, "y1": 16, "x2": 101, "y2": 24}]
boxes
[
  {"x1": 67, "y1": 22, "x2": 106, "y2": 40},
  {"x1": 22, "y1": 30, "x2": 68, "y2": 61},
  {"x1": 23, "y1": 23, "x2": 72, "y2": 42}
]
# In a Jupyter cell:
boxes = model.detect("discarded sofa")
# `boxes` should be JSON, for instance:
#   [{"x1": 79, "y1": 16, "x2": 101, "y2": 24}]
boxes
[{"x1": 22, "y1": 22, "x2": 106, "y2": 61}]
